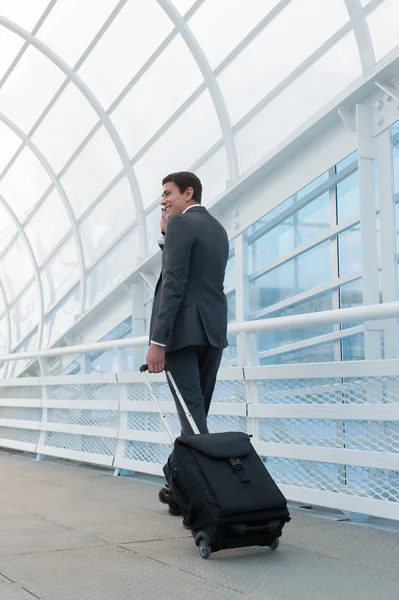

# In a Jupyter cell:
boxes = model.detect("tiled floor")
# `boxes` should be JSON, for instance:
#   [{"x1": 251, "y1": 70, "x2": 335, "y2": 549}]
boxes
[{"x1": 0, "y1": 452, "x2": 397, "y2": 599}]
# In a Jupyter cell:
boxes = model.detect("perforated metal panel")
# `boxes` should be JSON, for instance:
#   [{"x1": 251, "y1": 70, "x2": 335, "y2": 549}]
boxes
[
  {"x1": 47, "y1": 383, "x2": 119, "y2": 401},
  {"x1": 124, "y1": 440, "x2": 171, "y2": 464},
  {"x1": 44, "y1": 432, "x2": 117, "y2": 455},
  {"x1": 0, "y1": 426, "x2": 40, "y2": 444},
  {"x1": 0, "y1": 367, "x2": 398, "y2": 520}
]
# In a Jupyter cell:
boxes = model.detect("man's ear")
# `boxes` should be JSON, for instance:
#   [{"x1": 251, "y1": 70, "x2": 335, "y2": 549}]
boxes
[{"x1": 186, "y1": 186, "x2": 194, "y2": 201}]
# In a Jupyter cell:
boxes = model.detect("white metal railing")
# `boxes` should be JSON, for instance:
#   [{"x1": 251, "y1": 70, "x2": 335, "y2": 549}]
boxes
[
  {"x1": 0, "y1": 299, "x2": 399, "y2": 363},
  {"x1": 0, "y1": 301, "x2": 398, "y2": 521}
]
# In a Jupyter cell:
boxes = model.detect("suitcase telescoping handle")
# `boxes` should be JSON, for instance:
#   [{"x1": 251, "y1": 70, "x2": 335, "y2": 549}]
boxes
[{"x1": 140, "y1": 364, "x2": 200, "y2": 443}]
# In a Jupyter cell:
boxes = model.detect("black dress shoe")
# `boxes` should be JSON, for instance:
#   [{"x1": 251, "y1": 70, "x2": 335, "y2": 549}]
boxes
[
  {"x1": 182, "y1": 518, "x2": 191, "y2": 530},
  {"x1": 168, "y1": 500, "x2": 182, "y2": 516},
  {"x1": 158, "y1": 487, "x2": 169, "y2": 505}
]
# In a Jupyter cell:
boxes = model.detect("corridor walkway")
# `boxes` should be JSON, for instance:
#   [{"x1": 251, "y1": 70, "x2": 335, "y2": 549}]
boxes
[{"x1": 0, "y1": 451, "x2": 397, "y2": 600}]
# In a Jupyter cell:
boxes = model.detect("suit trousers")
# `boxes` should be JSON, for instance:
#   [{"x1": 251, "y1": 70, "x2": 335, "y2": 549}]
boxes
[{"x1": 164, "y1": 344, "x2": 223, "y2": 436}]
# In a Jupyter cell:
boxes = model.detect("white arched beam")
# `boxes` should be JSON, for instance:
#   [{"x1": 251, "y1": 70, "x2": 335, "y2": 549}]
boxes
[
  {"x1": 345, "y1": 0, "x2": 376, "y2": 75},
  {"x1": 156, "y1": 0, "x2": 240, "y2": 182},
  {"x1": 0, "y1": 193, "x2": 45, "y2": 350},
  {"x1": 0, "y1": 16, "x2": 148, "y2": 257},
  {"x1": 0, "y1": 113, "x2": 87, "y2": 316}
]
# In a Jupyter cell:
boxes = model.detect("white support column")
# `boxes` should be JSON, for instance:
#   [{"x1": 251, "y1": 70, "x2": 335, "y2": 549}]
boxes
[
  {"x1": 131, "y1": 282, "x2": 146, "y2": 371},
  {"x1": 377, "y1": 129, "x2": 399, "y2": 357},
  {"x1": 235, "y1": 232, "x2": 259, "y2": 366},
  {"x1": 356, "y1": 104, "x2": 381, "y2": 359},
  {"x1": 234, "y1": 233, "x2": 260, "y2": 448},
  {"x1": 329, "y1": 167, "x2": 342, "y2": 361}
]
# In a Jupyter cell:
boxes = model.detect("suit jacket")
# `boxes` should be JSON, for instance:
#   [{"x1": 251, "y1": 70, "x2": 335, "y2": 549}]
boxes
[{"x1": 149, "y1": 205, "x2": 229, "y2": 353}]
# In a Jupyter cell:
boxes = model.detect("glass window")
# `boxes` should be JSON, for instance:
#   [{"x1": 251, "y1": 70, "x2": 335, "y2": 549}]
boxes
[
  {"x1": 0, "y1": 0, "x2": 50, "y2": 29},
  {"x1": 256, "y1": 291, "x2": 333, "y2": 355},
  {"x1": 37, "y1": 0, "x2": 120, "y2": 67},
  {"x1": 10, "y1": 281, "x2": 39, "y2": 345},
  {"x1": 340, "y1": 278, "x2": 363, "y2": 331},
  {"x1": 0, "y1": 316, "x2": 8, "y2": 354},
  {"x1": 393, "y1": 138, "x2": 399, "y2": 195},
  {"x1": 342, "y1": 332, "x2": 365, "y2": 361},
  {"x1": 249, "y1": 192, "x2": 330, "y2": 272},
  {"x1": 336, "y1": 150, "x2": 357, "y2": 173},
  {"x1": 60, "y1": 127, "x2": 123, "y2": 220},
  {"x1": 1, "y1": 236, "x2": 34, "y2": 302},
  {"x1": 173, "y1": 0, "x2": 197, "y2": 14},
  {"x1": 135, "y1": 91, "x2": 221, "y2": 208},
  {"x1": 338, "y1": 224, "x2": 361, "y2": 277},
  {"x1": 43, "y1": 289, "x2": 80, "y2": 347},
  {"x1": 337, "y1": 171, "x2": 360, "y2": 223},
  {"x1": 32, "y1": 82, "x2": 99, "y2": 174},
  {"x1": 0, "y1": 122, "x2": 21, "y2": 174},
  {"x1": 194, "y1": 147, "x2": 229, "y2": 207},
  {"x1": 297, "y1": 171, "x2": 329, "y2": 199},
  {"x1": 80, "y1": 177, "x2": 135, "y2": 268},
  {"x1": 250, "y1": 241, "x2": 331, "y2": 314},
  {"x1": 111, "y1": 35, "x2": 203, "y2": 160},
  {"x1": 41, "y1": 235, "x2": 79, "y2": 312},
  {"x1": 86, "y1": 229, "x2": 140, "y2": 309},
  {"x1": 25, "y1": 190, "x2": 71, "y2": 266},
  {"x1": 189, "y1": 0, "x2": 281, "y2": 69},
  {"x1": 219, "y1": 0, "x2": 350, "y2": 124},
  {"x1": 78, "y1": 1, "x2": 173, "y2": 108},
  {"x1": 0, "y1": 46, "x2": 65, "y2": 133},
  {"x1": 224, "y1": 244, "x2": 235, "y2": 290},
  {"x1": 0, "y1": 26, "x2": 24, "y2": 82},
  {"x1": 236, "y1": 32, "x2": 361, "y2": 172},
  {"x1": 367, "y1": 0, "x2": 399, "y2": 62},
  {"x1": 261, "y1": 341, "x2": 335, "y2": 365},
  {"x1": 0, "y1": 147, "x2": 52, "y2": 220}
]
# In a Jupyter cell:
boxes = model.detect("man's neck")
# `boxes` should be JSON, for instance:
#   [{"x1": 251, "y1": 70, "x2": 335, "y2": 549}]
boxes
[{"x1": 182, "y1": 202, "x2": 200, "y2": 214}]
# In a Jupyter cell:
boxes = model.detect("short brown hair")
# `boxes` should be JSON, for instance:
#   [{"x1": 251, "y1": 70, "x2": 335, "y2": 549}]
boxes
[{"x1": 162, "y1": 171, "x2": 202, "y2": 204}]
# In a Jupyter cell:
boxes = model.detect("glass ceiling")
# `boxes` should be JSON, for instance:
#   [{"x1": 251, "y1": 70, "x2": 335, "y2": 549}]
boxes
[{"x1": 0, "y1": 0, "x2": 397, "y2": 360}]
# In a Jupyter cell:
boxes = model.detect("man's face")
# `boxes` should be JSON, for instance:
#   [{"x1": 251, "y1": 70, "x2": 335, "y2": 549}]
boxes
[{"x1": 161, "y1": 181, "x2": 193, "y2": 219}]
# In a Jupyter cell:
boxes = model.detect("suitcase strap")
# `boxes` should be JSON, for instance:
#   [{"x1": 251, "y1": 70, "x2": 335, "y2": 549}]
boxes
[{"x1": 229, "y1": 458, "x2": 251, "y2": 483}]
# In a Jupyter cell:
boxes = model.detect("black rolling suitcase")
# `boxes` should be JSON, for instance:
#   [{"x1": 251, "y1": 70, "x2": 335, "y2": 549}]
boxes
[{"x1": 140, "y1": 364, "x2": 290, "y2": 559}]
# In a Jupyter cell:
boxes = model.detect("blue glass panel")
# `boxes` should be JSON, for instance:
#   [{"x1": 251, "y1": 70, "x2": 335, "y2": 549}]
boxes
[
  {"x1": 336, "y1": 171, "x2": 359, "y2": 223},
  {"x1": 261, "y1": 341, "x2": 335, "y2": 365},
  {"x1": 250, "y1": 241, "x2": 331, "y2": 313},
  {"x1": 256, "y1": 291, "x2": 333, "y2": 357},
  {"x1": 336, "y1": 150, "x2": 357, "y2": 172},
  {"x1": 296, "y1": 171, "x2": 329, "y2": 199},
  {"x1": 341, "y1": 332, "x2": 364, "y2": 360},
  {"x1": 249, "y1": 192, "x2": 330, "y2": 272},
  {"x1": 338, "y1": 224, "x2": 361, "y2": 276},
  {"x1": 394, "y1": 141, "x2": 399, "y2": 195},
  {"x1": 224, "y1": 250, "x2": 235, "y2": 290}
]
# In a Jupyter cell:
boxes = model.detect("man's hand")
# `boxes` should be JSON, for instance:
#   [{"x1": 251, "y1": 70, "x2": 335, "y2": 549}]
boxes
[
  {"x1": 160, "y1": 210, "x2": 167, "y2": 235},
  {"x1": 146, "y1": 344, "x2": 165, "y2": 373}
]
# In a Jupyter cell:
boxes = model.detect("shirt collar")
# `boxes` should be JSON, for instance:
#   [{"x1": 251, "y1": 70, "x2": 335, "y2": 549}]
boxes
[{"x1": 182, "y1": 204, "x2": 201, "y2": 214}]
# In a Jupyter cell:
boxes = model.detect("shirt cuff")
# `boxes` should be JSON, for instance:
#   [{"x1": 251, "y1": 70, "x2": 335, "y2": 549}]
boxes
[{"x1": 151, "y1": 340, "x2": 167, "y2": 347}]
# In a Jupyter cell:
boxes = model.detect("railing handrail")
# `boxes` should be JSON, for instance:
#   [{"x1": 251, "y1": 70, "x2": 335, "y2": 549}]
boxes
[{"x1": 1, "y1": 300, "x2": 399, "y2": 364}]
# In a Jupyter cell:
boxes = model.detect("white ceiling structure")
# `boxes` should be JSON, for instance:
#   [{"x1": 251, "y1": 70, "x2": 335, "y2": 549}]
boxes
[{"x1": 0, "y1": 0, "x2": 398, "y2": 365}]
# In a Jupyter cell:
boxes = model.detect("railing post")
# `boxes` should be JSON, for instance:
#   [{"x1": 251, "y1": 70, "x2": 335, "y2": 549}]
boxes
[
  {"x1": 356, "y1": 104, "x2": 382, "y2": 359},
  {"x1": 114, "y1": 351, "x2": 130, "y2": 477},
  {"x1": 377, "y1": 128, "x2": 399, "y2": 357},
  {"x1": 36, "y1": 356, "x2": 49, "y2": 461}
]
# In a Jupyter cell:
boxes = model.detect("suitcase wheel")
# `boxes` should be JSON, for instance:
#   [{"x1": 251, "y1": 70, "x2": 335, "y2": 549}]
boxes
[
  {"x1": 198, "y1": 538, "x2": 211, "y2": 559},
  {"x1": 269, "y1": 537, "x2": 280, "y2": 551}
]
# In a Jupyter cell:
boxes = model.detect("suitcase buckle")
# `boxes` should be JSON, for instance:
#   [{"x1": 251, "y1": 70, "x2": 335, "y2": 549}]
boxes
[{"x1": 229, "y1": 458, "x2": 244, "y2": 471}]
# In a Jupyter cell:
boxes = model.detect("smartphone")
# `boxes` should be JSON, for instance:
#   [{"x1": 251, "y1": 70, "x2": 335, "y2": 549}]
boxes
[{"x1": 161, "y1": 208, "x2": 168, "y2": 220}]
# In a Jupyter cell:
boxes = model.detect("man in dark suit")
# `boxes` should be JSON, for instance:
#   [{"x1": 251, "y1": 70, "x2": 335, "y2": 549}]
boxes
[{"x1": 145, "y1": 171, "x2": 229, "y2": 515}]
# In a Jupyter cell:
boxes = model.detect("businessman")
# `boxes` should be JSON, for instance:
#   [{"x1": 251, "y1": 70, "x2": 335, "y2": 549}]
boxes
[{"x1": 145, "y1": 171, "x2": 229, "y2": 516}]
